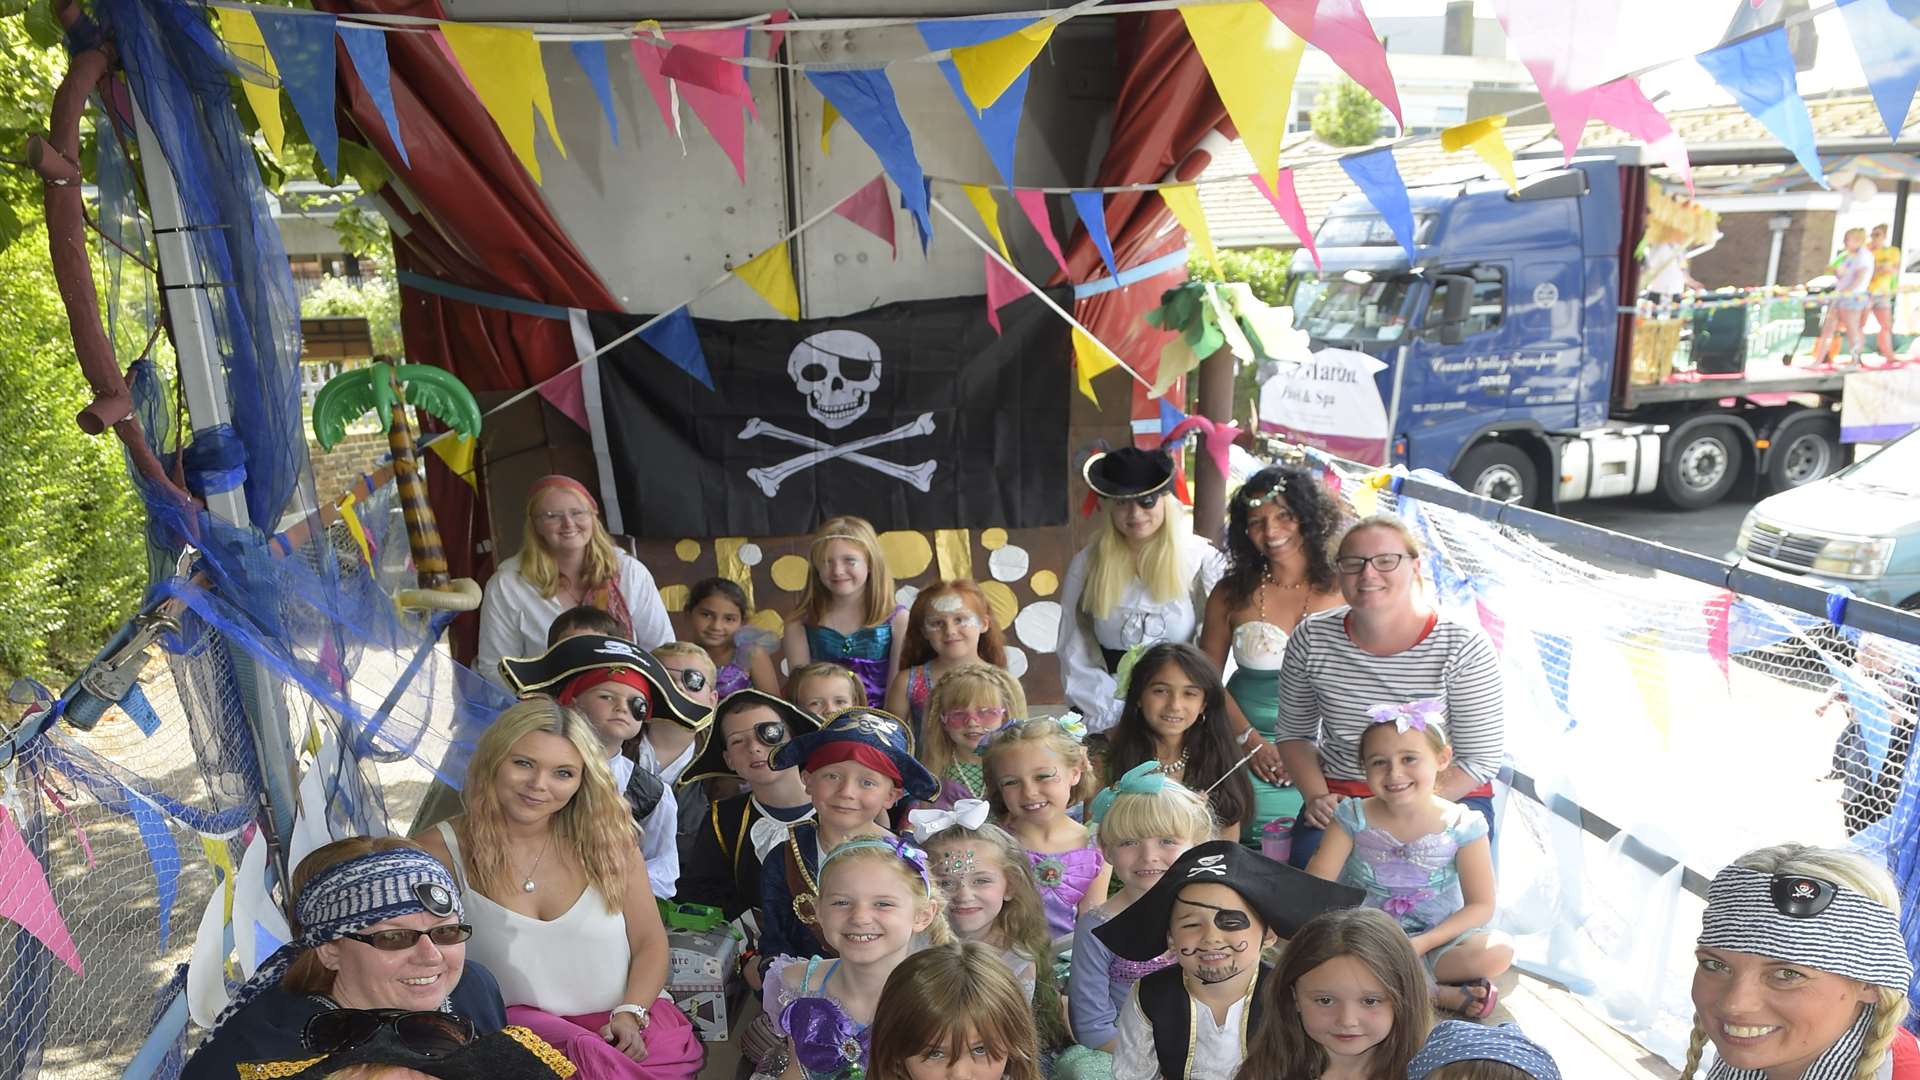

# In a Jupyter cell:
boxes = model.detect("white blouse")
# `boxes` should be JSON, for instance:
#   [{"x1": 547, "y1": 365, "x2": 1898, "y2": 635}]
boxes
[
  {"x1": 475, "y1": 550, "x2": 673, "y2": 684},
  {"x1": 1056, "y1": 533, "x2": 1226, "y2": 732}
]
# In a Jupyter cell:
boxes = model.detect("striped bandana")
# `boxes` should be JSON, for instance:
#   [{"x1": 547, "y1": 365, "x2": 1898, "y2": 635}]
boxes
[
  {"x1": 1697, "y1": 865, "x2": 1912, "y2": 992},
  {"x1": 1705, "y1": 1006, "x2": 1873, "y2": 1080}
]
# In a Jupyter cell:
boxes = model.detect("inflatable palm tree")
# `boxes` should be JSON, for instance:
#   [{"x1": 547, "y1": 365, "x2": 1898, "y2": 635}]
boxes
[{"x1": 313, "y1": 357, "x2": 483, "y2": 609}]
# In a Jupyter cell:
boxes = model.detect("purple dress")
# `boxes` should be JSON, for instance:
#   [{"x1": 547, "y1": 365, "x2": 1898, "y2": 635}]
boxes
[
  {"x1": 714, "y1": 659, "x2": 751, "y2": 698},
  {"x1": 804, "y1": 616, "x2": 897, "y2": 706},
  {"x1": 1026, "y1": 844, "x2": 1106, "y2": 939}
]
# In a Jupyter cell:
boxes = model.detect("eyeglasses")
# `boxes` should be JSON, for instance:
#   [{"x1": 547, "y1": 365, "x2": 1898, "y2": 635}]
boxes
[
  {"x1": 1771, "y1": 874, "x2": 1839, "y2": 919},
  {"x1": 1334, "y1": 553, "x2": 1414, "y2": 575},
  {"x1": 337, "y1": 924, "x2": 473, "y2": 951},
  {"x1": 1107, "y1": 492, "x2": 1162, "y2": 510},
  {"x1": 940, "y1": 706, "x2": 1010, "y2": 730},
  {"x1": 303, "y1": 1009, "x2": 475, "y2": 1058},
  {"x1": 536, "y1": 509, "x2": 594, "y2": 525},
  {"x1": 669, "y1": 667, "x2": 709, "y2": 694}
]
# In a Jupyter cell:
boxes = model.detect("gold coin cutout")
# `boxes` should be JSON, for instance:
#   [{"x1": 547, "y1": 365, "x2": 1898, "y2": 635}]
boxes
[
  {"x1": 981, "y1": 527, "x2": 1009, "y2": 551},
  {"x1": 1030, "y1": 570, "x2": 1059, "y2": 597},
  {"x1": 877, "y1": 531, "x2": 933, "y2": 579},
  {"x1": 674, "y1": 539, "x2": 701, "y2": 562},
  {"x1": 771, "y1": 554, "x2": 812, "y2": 592},
  {"x1": 978, "y1": 580, "x2": 1018, "y2": 629},
  {"x1": 660, "y1": 584, "x2": 690, "y2": 612}
]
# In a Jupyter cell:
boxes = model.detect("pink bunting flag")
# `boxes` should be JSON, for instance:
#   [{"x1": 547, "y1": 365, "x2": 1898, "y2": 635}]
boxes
[
  {"x1": 1474, "y1": 598, "x2": 1507, "y2": 654},
  {"x1": 666, "y1": 28, "x2": 758, "y2": 121},
  {"x1": 662, "y1": 43, "x2": 751, "y2": 99},
  {"x1": 833, "y1": 174, "x2": 897, "y2": 258},
  {"x1": 1013, "y1": 189, "x2": 1069, "y2": 275},
  {"x1": 764, "y1": 10, "x2": 793, "y2": 59},
  {"x1": 1249, "y1": 170, "x2": 1318, "y2": 269},
  {"x1": 0, "y1": 807, "x2": 83, "y2": 975},
  {"x1": 1265, "y1": 0, "x2": 1402, "y2": 127},
  {"x1": 1163, "y1": 415, "x2": 1242, "y2": 484},
  {"x1": 628, "y1": 38, "x2": 679, "y2": 139},
  {"x1": 537, "y1": 365, "x2": 590, "y2": 431},
  {"x1": 1492, "y1": 0, "x2": 1620, "y2": 162},
  {"x1": 682, "y1": 82, "x2": 748, "y2": 183},
  {"x1": 1589, "y1": 78, "x2": 1692, "y2": 192},
  {"x1": 984, "y1": 254, "x2": 1030, "y2": 333},
  {"x1": 1704, "y1": 591, "x2": 1732, "y2": 684}
]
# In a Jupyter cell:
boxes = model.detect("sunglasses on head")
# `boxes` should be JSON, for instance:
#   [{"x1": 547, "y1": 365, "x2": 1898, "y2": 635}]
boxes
[
  {"x1": 338, "y1": 924, "x2": 473, "y2": 951},
  {"x1": 669, "y1": 667, "x2": 708, "y2": 694},
  {"x1": 303, "y1": 1009, "x2": 475, "y2": 1058},
  {"x1": 1770, "y1": 873, "x2": 1840, "y2": 919}
]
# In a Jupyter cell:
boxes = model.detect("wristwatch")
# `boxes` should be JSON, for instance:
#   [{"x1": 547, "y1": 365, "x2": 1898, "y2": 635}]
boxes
[{"x1": 611, "y1": 1003, "x2": 651, "y2": 1027}]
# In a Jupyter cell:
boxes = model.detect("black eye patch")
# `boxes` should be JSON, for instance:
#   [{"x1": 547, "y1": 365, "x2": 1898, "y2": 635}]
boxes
[
  {"x1": 414, "y1": 881, "x2": 455, "y2": 917},
  {"x1": 754, "y1": 721, "x2": 789, "y2": 748},
  {"x1": 1211, "y1": 910, "x2": 1250, "y2": 931}
]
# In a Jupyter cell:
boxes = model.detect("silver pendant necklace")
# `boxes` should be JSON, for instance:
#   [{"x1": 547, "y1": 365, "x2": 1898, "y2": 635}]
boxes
[{"x1": 517, "y1": 834, "x2": 554, "y2": 893}]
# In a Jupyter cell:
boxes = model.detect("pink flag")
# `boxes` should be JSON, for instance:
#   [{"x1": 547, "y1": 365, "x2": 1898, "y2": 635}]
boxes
[
  {"x1": 764, "y1": 10, "x2": 792, "y2": 59},
  {"x1": 1164, "y1": 415, "x2": 1242, "y2": 484},
  {"x1": 1249, "y1": 169, "x2": 1318, "y2": 269},
  {"x1": 666, "y1": 28, "x2": 758, "y2": 121},
  {"x1": 682, "y1": 82, "x2": 748, "y2": 183},
  {"x1": 1474, "y1": 598, "x2": 1507, "y2": 654},
  {"x1": 1013, "y1": 189, "x2": 1068, "y2": 275},
  {"x1": 537, "y1": 365, "x2": 590, "y2": 431},
  {"x1": 662, "y1": 43, "x2": 751, "y2": 99},
  {"x1": 1590, "y1": 78, "x2": 1692, "y2": 192},
  {"x1": 0, "y1": 807, "x2": 83, "y2": 975},
  {"x1": 833, "y1": 174, "x2": 897, "y2": 258},
  {"x1": 628, "y1": 38, "x2": 679, "y2": 138},
  {"x1": 1492, "y1": 0, "x2": 1620, "y2": 161},
  {"x1": 984, "y1": 254, "x2": 1030, "y2": 333},
  {"x1": 1703, "y1": 591, "x2": 1732, "y2": 684},
  {"x1": 1265, "y1": 0, "x2": 1402, "y2": 127}
]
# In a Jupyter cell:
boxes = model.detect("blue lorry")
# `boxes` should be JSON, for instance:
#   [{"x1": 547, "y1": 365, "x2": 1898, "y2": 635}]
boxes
[{"x1": 1284, "y1": 154, "x2": 1860, "y2": 510}]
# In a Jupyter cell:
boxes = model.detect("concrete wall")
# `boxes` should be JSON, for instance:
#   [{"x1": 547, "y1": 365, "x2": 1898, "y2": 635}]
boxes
[{"x1": 1690, "y1": 210, "x2": 1837, "y2": 289}]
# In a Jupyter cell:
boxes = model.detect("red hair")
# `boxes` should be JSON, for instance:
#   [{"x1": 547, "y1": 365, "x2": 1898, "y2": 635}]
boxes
[{"x1": 900, "y1": 579, "x2": 1007, "y2": 669}]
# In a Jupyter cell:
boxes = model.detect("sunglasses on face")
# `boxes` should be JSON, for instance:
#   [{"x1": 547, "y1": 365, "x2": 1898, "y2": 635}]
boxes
[
  {"x1": 337, "y1": 924, "x2": 473, "y2": 951},
  {"x1": 1107, "y1": 492, "x2": 1162, "y2": 511},
  {"x1": 302, "y1": 1009, "x2": 475, "y2": 1058},
  {"x1": 1771, "y1": 873, "x2": 1840, "y2": 918},
  {"x1": 669, "y1": 667, "x2": 709, "y2": 694},
  {"x1": 940, "y1": 706, "x2": 1010, "y2": 730},
  {"x1": 1334, "y1": 552, "x2": 1414, "y2": 575}
]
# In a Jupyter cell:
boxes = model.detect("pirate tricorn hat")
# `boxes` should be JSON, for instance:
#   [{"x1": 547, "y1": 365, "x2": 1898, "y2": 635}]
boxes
[
  {"x1": 1082, "y1": 446, "x2": 1176, "y2": 500},
  {"x1": 679, "y1": 688, "x2": 823, "y2": 787},
  {"x1": 771, "y1": 706, "x2": 939, "y2": 803},
  {"x1": 499, "y1": 634, "x2": 710, "y2": 731},
  {"x1": 1092, "y1": 840, "x2": 1365, "y2": 961}
]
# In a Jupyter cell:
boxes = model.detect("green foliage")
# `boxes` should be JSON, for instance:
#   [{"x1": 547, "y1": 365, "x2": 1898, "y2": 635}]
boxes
[
  {"x1": 1311, "y1": 76, "x2": 1387, "y2": 148},
  {"x1": 1187, "y1": 246, "x2": 1293, "y2": 306},
  {"x1": 300, "y1": 273, "x2": 403, "y2": 356},
  {"x1": 0, "y1": 18, "x2": 67, "y2": 252}
]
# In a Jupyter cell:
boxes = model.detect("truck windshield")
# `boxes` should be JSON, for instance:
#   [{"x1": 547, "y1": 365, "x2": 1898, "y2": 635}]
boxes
[
  {"x1": 1840, "y1": 430, "x2": 1920, "y2": 497},
  {"x1": 1289, "y1": 273, "x2": 1419, "y2": 343}
]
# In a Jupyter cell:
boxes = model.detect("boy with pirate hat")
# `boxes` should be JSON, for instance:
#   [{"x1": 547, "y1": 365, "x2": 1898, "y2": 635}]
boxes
[
  {"x1": 500, "y1": 634, "x2": 713, "y2": 898},
  {"x1": 1094, "y1": 840, "x2": 1364, "y2": 1080}
]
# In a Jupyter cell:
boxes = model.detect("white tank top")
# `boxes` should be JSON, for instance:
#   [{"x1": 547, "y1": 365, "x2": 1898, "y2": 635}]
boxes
[{"x1": 435, "y1": 821, "x2": 629, "y2": 1016}]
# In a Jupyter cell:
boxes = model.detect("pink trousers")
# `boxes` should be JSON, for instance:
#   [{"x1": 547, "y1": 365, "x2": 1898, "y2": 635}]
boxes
[{"x1": 507, "y1": 999, "x2": 704, "y2": 1080}]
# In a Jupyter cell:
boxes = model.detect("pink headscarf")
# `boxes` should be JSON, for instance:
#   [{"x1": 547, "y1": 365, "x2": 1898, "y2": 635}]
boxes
[{"x1": 528, "y1": 474, "x2": 599, "y2": 512}]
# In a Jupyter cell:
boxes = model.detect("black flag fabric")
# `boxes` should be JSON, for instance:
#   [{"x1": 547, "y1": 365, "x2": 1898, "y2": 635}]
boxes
[{"x1": 587, "y1": 291, "x2": 1070, "y2": 538}]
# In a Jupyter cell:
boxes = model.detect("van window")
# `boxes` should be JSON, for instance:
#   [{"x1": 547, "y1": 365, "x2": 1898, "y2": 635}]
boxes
[{"x1": 1425, "y1": 266, "x2": 1505, "y2": 338}]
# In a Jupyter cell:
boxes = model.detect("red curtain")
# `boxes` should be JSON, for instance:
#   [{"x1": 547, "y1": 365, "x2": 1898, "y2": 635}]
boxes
[{"x1": 317, "y1": 0, "x2": 622, "y2": 661}]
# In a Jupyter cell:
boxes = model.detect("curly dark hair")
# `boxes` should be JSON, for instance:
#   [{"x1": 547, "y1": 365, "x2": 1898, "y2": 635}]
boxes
[
  {"x1": 1219, "y1": 464, "x2": 1345, "y2": 611},
  {"x1": 1107, "y1": 643, "x2": 1253, "y2": 831}
]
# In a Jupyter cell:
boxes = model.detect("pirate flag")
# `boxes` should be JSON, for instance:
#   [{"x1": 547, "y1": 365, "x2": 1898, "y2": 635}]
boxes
[{"x1": 582, "y1": 291, "x2": 1070, "y2": 537}]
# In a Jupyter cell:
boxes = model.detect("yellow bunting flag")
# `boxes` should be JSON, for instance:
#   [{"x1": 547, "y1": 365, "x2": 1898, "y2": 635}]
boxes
[
  {"x1": 201, "y1": 837, "x2": 236, "y2": 923},
  {"x1": 1623, "y1": 629, "x2": 1669, "y2": 747},
  {"x1": 439, "y1": 24, "x2": 567, "y2": 184},
  {"x1": 822, "y1": 100, "x2": 839, "y2": 155},
  {"x1": 217, "y1": 10, "x2": 285, "y2": 159},
  {"x1": 1072, "y1": 326, "x2": 1119, "y2": 406},
  {"x1": 336, "y1": 492, "x2": 374, "y2": 568},
  {"x1": 1159, "y1": 184, "x2": 1219, "y2": 278},
  {"x1": 1180, "y1": 3, "x2": 1303, "y2": 192},
  {"x1": 961, "y1": 184, "x2": 1011, "y2": 261},
  {"x1": 1440, "y1": 115, "x2": 1517, "y2": 193},
  {"x1": 426, "y1": 433, "x2": 479, "y2": 492},
  {"x1": 950, "y1": 20, "x2": 1056, "y2": 110},
  {"x1": 738, "y1": 245, "x2": 801, "y2": 319}
]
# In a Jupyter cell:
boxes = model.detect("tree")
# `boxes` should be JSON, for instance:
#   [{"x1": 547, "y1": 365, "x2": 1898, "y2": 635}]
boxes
[
  {"x1": 301, "y1": 273, "x2": 403, "y2": 356},
  {"x1": 1311, "y1": 76, "x2": 1387, "y2": 147}
]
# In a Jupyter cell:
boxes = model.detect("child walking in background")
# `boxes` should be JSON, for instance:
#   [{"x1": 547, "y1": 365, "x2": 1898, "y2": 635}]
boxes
[
  {"x1": 983, "y1": 718, "x2": 1110, "y2": 942},
  {"x1": 919, "y1": 664, "x2": 1027, "y2": 810},
  {"x1": 867, "y1": 943, "x2": 1044, "y2": 1080},
  {"x1": 1103, "y1": 643, "x2": 1255, "y2": 840},
  {"x1": 782, "y1": 517, "x2": 907, "y2": 706},
  {"x1": 1305, "y1": 710, "x2": 1513, "y2": 1019},
  {"x1": 686, "y1": 577, "x2": 781, "y2": 697},
  {"x1": 788, "y1": 661, "x2": 867, "y2": 720},
  {"x1": 887, "y1": 579, "x2": 1007, "y2": 736}
]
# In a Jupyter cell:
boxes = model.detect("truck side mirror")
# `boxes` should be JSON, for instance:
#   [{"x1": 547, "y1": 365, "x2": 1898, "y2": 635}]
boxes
[{"x1": 1434, "y1": 274, "x2": 1475, "y2": 345}]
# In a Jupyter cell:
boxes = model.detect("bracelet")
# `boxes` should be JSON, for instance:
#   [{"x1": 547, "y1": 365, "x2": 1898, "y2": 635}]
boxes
[
  {"x1": 1237, "y1": 726, "x2": 1264, "y2": 748},
  {"x1": 611, "y1": 1003, "x2": 651, "y2": 1026}
]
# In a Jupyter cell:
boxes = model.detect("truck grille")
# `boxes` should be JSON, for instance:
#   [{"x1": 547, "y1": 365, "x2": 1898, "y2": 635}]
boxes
[{"x1": 1746, "y1": 521, "x2": 1823, "y2": 570}]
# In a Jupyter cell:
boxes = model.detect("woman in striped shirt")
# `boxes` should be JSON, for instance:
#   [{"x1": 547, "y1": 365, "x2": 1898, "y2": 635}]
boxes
[{"x1": 1272, "y1": 514, "x2": 1505, "y2": 869}]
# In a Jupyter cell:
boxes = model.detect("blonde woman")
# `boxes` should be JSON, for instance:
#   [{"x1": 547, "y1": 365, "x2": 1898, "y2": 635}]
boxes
[
  {"x1": 476, "y1": 475, "x2": 673, "y2": 682},
  {"x1": 414, "y1": 698, "x2": 702, "y2": 1079},
  {"x1": 1682, "y1": 842, "x2": 1918, "y2": 1079},
  {"x1": 1057, "y1": 447, "x2": 1226, "y2": 732}
]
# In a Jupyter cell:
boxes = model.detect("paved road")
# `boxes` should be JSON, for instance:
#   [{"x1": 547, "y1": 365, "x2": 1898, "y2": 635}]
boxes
[{"x1": 1551, "y1": 493, "x2": 1757, "y2": 574}]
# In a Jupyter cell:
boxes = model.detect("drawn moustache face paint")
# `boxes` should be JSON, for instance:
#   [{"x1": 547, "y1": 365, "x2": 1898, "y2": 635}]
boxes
[{"x1": 1167, "y1": 884, "x2": 1270, "y2": 986}]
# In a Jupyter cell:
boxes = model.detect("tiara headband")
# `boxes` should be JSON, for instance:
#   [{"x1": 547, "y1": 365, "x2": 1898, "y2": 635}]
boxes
[
  {"x1": 1697, "y1": 864, "x2": 1913, "y2": 992},
  {"x1": 812, "y1": 533, "x2": 867, "y2": 548},
  {"x1": 819, "y1": 835, "x2": 932, "y2": 891}
]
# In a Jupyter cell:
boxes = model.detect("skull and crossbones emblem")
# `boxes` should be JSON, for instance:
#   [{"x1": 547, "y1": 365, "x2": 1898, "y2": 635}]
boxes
[{"x1": 740, "y1": 331, "x2": 938, "y2": 497}]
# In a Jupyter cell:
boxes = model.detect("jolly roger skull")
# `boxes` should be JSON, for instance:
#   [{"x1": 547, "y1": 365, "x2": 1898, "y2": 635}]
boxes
[{"x1": 788, "y1": 330, "x2": 882, "y2": 430}]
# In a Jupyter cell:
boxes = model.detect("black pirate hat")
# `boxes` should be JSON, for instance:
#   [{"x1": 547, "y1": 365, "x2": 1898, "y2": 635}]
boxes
[
  {"x1": 237, "y1": 1023, "x2": 575, "y2": 1080},
  {"x1": 499, "y1": 634, "x2": 710, "y2": 731},
  {"x1": 1092, "y1": 840, "x2": 1365, "y2": 961},
  {"x1": 1082, "y1": 446, "x2": 1176, "y2": 499},
  {"x1": 680, "y1": 688, "x2": 823, "y2": 787},
  {"x1": 771, "y1": 706, "x2": 939, "y2": 802}
]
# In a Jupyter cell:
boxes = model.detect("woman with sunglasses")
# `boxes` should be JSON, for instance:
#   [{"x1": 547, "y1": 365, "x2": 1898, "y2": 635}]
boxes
[
  {"x1": 182, "y1": 837, "x2": 506, "y2": 1080},
  {"x1": 1057, "y1": 447, "x2": 1227, "y2": 734},
  {"x1": 1682, "y1": 843, "x2": 1919, "y2": 1080},
  {"x1": 1272, "y1": 514, "x2": 1505, "y2": 869},
  {"x1": 415, "y1": 698, "x2": 703, "y2": 1079}
]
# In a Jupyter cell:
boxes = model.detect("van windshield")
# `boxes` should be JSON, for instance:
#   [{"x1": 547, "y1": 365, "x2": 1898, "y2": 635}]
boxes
[
  {"x1": 1289, "y1": 273, "x2": 1420, "y2": 343},
  {"x1": 1839, "y1": 430, "x2": 1920, "y2": 497}
]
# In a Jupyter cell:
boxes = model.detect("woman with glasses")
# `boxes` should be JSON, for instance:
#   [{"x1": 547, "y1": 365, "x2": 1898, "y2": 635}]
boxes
[
  {"x1": 1272, "y1": 514, "x2": 1505, "y2": 869},
  {"x1": 1056, "y1": 447, "x2": 1227, "y2": 733},
  {"x1": 415, "y1": 698, "x2": 703, "y2": 1079},
  {"x1": 477, "y1": 475, "x2": 674, "y2": 684},
  {"x1": 182, "y1": 837, "x2": 507, "y2": 1080}
]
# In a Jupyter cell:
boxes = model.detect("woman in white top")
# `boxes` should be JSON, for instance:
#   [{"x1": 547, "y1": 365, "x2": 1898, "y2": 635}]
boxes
[
  {"x1": 416, "y1": 697, "x2": 703, "y2": 1080},
  {"x1": 1056, "y1": 447, "x2": 1226, "y2": 733},
  {"x1": 476, "y1": 475, "x2": 673, "y2": 683}
]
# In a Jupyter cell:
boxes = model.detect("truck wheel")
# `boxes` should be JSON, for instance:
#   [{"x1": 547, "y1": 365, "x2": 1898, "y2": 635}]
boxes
[
  {"x1": 1660, "y1": 424, "x2": 1741, "y2": 509},
  {"x1": 1453, "y1": 443, "x2": 1538, "y2": 506},
  {"x1": 1765, "y1": 416, "x2": 1841, "y2": 494}
]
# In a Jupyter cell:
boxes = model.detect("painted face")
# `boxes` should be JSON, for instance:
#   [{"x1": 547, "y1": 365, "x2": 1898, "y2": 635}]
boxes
[
  {"x1": 940, "y1": 702, "x2": 1010, "y2": 755},
  {"x1": 991, "y1": 744, "x2": 1080, "y2": 826},
  {"x1": 922, "y1": 595, "x2": 986, "y2": 660},
  {"x1": 1691, "y1": 947, "x2": 1879, "y2": 1078},
  {"x1": 573, "y1": 685, "x2": 645, "y2": 751},
  {"x1": 1360, "y1": 725, "x2": 1448, "y2": 805},
  {"x1": 315, "y1": 910, "x2": 468, "y2": 1013},
  {"x1": 904, "y1": 1028, "x2": 1010, "y2": 1080},
  {"x1": 1107, "y1": 492, "x2": 1167, "y2": 542},
  {"x1": 816, "y1": 857, "x2": 933, "y2": 963},
  {"x1": 720, "y1": 704, "x2": 791, "y2": 782},
  {"x1": 930, "y1": 841, "x2": 1009, "y2": 941},
  {"x1": 531, "y1": 488, "x2": 595, "y2": 556},
  {"x1": 1168, "y1": 882, "x2": 1273, "y2": 985},
  {"x1": 1244, "y1": 497, "x2": 1301, "y2": 562},
  {"x1": 1105, "y1": 834, "x2": 1196, "y2": 900},
  {"x1": 795, "y1": 675, "x2": 859, "y2": 720},
  {"x1": 1335, "y1": 526, "x2": 1420, "y2": 612},
  {"x1": 803, "y1": 758, "x2": 901, "y2": 832},
  {"x1": 817, "y1": 540, "x2": 870, "y2": 599},
  {"x1": 660, "y1": 653, "x2": 719, "y2": 708},
  {"x1": 688, "y1": 593, "x2": 745, "y2": 650},
  {"x1": 1294, "y1": 954, "x2": 1396, "y2": 1068},
  {"x1": 1138, "y1": 661, "x2": 1205, "y2": 748},
  {"x1": 492, "y1": 731, "x2": 584, "y2": 826}
]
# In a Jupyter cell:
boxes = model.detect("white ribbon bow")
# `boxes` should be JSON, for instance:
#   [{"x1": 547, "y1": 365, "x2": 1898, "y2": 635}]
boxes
[{"x1": 906, "y1": 799, "x2": 991, "y2": 843}]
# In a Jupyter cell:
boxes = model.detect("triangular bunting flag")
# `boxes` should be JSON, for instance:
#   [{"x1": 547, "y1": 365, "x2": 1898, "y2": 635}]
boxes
[
  {"x1": 948, "y1": 19, "x2": 1055, "y2": 111},
  {"x1": 1589, "y1": 79, "x2": 1691, "y2": 192},
  {"x1": 764, "y1": 9, "x2": 793, "y2": 59},
  {"x1": 537, "y1": 365, "x2": 589, "y2": 430},
  {"x1": 1072, "y1": 326, "x2": 1119, "y2": 406},
  {"x1": 570, "y1": 40, "x2": 620, "y2": 145},
  {"x1": 682, "y1": 81, "x2": 749, "y2": 183},
  {"x1": 1534, "y1": 630, "x2": 1573, "y2": 719},
  {"x1": 629, "y1": 31, "x2": 684, "y2": 145},
  {"x1": 216, "y1": 9, "x2": 285, "y2": 159},
  {"x1": 1695, "y1": 27, "x2": 1826, "y2": 188},
  {"x1": 1182, "y1": 3, "x2": 1305, "y2": 192},
  {"x1": 638, "y1": 305, "x2": 715, "y2": 390},
  {"x1": 1014, "y1": 189, "x2": 1068, "y2": 274},
  {"x1": 1159, "y1": 184, "x2": 1219, "y2": 277},
  {"x1": 984, "y1": 254, "x2": 1029, "y2": 334},
  {"x1": 439, "y1": 24, "x2": 567, "y2": 183},
  {"x1": 426, "y1": 433, "x2": 479, "y2": 490},
  {"x1": 738, "y1": 245, "x2": 801, "y2": 319},
  {"x1": 1158, "y1": 396, "x2": 1190, "y2": 437},
  {"x1": 254, "y1": 10, "x2": 338, "y2": 177},
  {"x1": 668, "y1": 28, "x2": 759, "y2": 121},
  {"x1": 662, "y1": 41, "x2": 753, "y2": 99},
  {"x1": 125, "y1": 794, "x2": 181, "y2": 949},
  {"x1": 806, "y1": 69, "x2": 933, "y2": 249},
  {"x1": 821, "y1": 99, "x2": 839, "y2": 154},
  {"x1": 1439, "y1": 115, "x2": 1517, "y2": 193},
  {"x1": 920, "y1": 18, "x2": 1035, "y2": 186},
  {"x1": 1250, "y1": 170, "x2": 1318, "y2": 269},
  {"x1": 1264, "y1": 0, "x2": 1401, "y2": 126},
  {"x1": 1339, "y1": 148, "x2": 1418, "y2": 261},
  {"x1": 1474, "y1": 598, "x2": 1506, "y2": 653},
  {"x1": 337, "y1": 24, "x2": 409, "y2": 167},
  {"x1": 962, "y1": 184, "x2": 1011, "y2": 260},
  {"x1": 1070, "y1": 190, "x2": 1119, "y2": 279},
  {"x1": 1839, "y1": 0, "x2": 1920, "y2": 141},
  {"x1": 0, "y1": 808, "x2": 82, "y2": 975},
  {"x1": 1704, "y1": 590, "x2": 1732, "y2": 685},
  {"x1": 833, "y1": 174, "x2": 897, "y2": 258},
  {"x1": 1492, "y1": 0, "x2": 1620, "y2": 161}
]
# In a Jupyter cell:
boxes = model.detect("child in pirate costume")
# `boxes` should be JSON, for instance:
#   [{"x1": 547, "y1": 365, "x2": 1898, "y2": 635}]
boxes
[
  {"x1": 499, "y1": 634, "x2": 713, "y2": 898},
  {"x1": 1094, "y1": 841, "x2": 1363, "y2": 1080}
]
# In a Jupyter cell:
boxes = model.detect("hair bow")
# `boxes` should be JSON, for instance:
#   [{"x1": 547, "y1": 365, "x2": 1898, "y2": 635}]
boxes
[
  {"x1": 971, "y1": 715, "x2": 1022, "y2": 755},
  {"x1": 906, "y1": 799, "x2": 991, "y2": 843},
  {"x1": 1111, "y1": 644, "x2": 1154, "y2": 702},
  {"x1": 1089, "y1": 760, "x2": 1170, "y2": 824},
  {"x1": 1056, "y1": 710, "x2": 1089, "y2": 741},
  {"x1": 1366, "y1": 698, "x2": 1446, "y2": 734}
]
